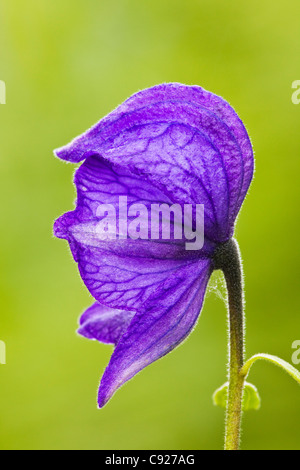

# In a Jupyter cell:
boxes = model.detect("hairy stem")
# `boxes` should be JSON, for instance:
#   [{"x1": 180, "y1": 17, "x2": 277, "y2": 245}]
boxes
[
  {"x1": 241, "y1": 353, "x2": 300, "y2": 384},
  {"x1": 213, "y1": 238, "x2": 245, "y2": 450}
]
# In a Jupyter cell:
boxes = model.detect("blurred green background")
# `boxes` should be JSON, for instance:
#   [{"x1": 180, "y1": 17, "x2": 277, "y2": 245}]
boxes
[{"x1": 0, "y1": 0, "x2": 299, "y2": 450}]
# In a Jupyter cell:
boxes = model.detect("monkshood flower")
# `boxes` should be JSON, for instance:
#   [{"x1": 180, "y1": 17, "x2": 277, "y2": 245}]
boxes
[
  {"x1": 54, "y1": 83, "x2": 254, "y2": 409},
  {"x1": 55, "y1": 83, "x2": 300, "y2": 450}
]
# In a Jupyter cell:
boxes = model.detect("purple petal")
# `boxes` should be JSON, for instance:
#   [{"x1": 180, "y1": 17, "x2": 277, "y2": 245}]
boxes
[
  {"x1": 54, "y1": 157, "x2": 216, "y2": 311},
  {"x1": 53, "y1": 84, "x2": 255, "y2": 409},
  {"x1": 97, "y1": 258, "x2": 212, "y2": 407},
  {"x1": 78, "y1": 302, "x2": 135, "y2": 344},
  {"x1": 55, "y1": 83, "x2": 254, "y2": 240}
]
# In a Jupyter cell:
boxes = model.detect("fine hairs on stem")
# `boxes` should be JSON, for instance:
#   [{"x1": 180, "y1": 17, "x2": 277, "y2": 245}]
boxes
[
  {"x1": 213, "y1": 238, "x2": 246, "y2": 450},
  {"x1": 212, "y1": 238, "x2": 300, "y2": 449}
]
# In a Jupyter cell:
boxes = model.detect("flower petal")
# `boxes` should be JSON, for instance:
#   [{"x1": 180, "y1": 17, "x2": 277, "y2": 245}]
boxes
[
  {"x1": 54, "y1": 156, "x2": 215, "y2": 311},
  {"x1": 55, "y1": 83, "x2": 254, "y2": 240},
  {"x1": 97, "y1": 258, "x2": 212, "y2": 407},
  {"x1": 78, "y1": 302, "x2": 135, "y2": 345}
]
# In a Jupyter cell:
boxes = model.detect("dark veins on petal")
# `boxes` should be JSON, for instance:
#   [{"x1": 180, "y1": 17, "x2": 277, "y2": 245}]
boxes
[{"x1": 54, "y1": 83, "x2": 254, "y2": 407}]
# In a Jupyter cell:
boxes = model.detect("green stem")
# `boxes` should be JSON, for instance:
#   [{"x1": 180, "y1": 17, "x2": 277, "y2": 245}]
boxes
[
  {"x1": 213, "y1": 238, "x2": 246, "y2": 450},
  {"x1": 241, "y1": 353, "x2": 300, "y2": 384}
]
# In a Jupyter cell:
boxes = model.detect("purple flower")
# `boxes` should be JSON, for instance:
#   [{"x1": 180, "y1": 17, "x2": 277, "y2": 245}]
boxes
[{"x1": 54, "y1": 83, "x2": 254, "y2": 407}]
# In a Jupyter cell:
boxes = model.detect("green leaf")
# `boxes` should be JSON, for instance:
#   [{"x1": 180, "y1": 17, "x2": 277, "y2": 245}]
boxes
[
  {"x1": 213, "y1": 382, "x2": 228, "y2": 409},
  {"x1": 213, "y1": 382, "x2": 261, "y2": 411},
  {"x1": 242, "y1": 382, "x2": 261, "y2": 410}
]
